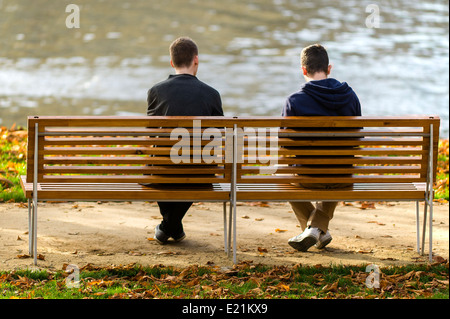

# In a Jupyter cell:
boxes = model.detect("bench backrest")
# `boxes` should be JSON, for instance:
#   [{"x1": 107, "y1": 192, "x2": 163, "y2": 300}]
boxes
[
  {"x1": 26, "y1": 116, "x2": 235, "y2": 184},
  {"x1": 26, "y1": 116, "x2": 440, "y2": 187},
  {"x1": 233, "y1": 116, "x2": 440, "y2": 186}
]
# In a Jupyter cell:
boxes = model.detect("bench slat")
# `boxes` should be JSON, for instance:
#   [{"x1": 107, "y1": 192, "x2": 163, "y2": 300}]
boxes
[
  {"x1": 43, "y1": 166, "x2": 226, "y2": 175},
  {"x1": 276, "y1": 137, "x2": 425, "y2": 146},
  {"x1": 240, "y1": 166, "x2": 425, "y2": 174},
  {"x1": 42, "y1": 156, "x2": 223, "y2": 165},
  {"x1": 20, "y1": 176, "x2": 229, "y2": 201},
  {"x1": 243, "y1": 156, "x2": 423, "y2": 165},
  {"x1": 237, "y1": 175, "x2": 425, "y2": 183},
  {"x1": 248, "y1": 147, "x2": 425, "y2": 156},
  {"x1": 44, "y1": 137, "x2": 217, "y2": 146},
  {"x1": 235, "y1": 183, "x2": 425, "y2": 201},
  {"x1": 42, "y1": 175, "x2": 227, "y2": 183}
]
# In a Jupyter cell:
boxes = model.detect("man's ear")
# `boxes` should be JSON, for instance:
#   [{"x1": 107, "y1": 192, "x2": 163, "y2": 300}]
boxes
[
  {"x1": 170, "y1": 60, "x2": 175, "y2": 68},
  {"x1": 327, "y1": 64, "x2": 332, "y2": 75},
  {"x1": 301, "y1": 66, "x2": 308, "y2": 76}
]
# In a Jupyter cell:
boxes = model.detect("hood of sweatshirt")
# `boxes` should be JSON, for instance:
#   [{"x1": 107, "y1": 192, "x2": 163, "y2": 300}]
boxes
[{"x1": 302, "y1": 78, "x2": 356, "y2": 111}]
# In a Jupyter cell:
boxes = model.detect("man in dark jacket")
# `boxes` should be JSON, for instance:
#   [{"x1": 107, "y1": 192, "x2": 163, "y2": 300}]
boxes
[
  {"x1": 147, "y1": 37, "x2": 223, "y2": 244},
  {"x1": 282, "y1": 44, "x2": 361, "y2": 252}
]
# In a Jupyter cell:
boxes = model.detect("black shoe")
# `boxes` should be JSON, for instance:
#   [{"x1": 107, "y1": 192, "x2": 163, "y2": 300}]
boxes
[
  {"x1": 172, "y1": 231, "x2": 186, "y2": 242},
  {"x1": 154, "y1": 224, "x2": 170, "y2": 244}
]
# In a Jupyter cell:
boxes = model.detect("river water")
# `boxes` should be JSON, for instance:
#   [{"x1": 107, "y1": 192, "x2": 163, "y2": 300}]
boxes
[{"x1": 0, "y1": 0, "x2": 448, "y2": 136}]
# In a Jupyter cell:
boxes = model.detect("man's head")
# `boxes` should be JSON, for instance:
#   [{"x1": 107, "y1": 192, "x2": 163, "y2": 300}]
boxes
[
  {"x1": 300, "y1": 44, "x2": 332, "y2": 81},
  {"x1": 169, "y1": 37, "x2": 199, "y2": 75}
]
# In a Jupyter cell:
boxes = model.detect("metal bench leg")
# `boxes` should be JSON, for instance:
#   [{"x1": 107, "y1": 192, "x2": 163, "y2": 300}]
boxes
[
  {"x1": 32, "y1": 122, "x2": 38, "y2": 266},
  {"x1": 227, "y1": 201, "x2": 233, "y2": 258},
  {"x1": 28, "y1": 198, "x2": 32, "y2": 256},
  {"x1": 415, "y1": 201, "x2": 420, "y2": 254},
  {"x1": 428, "y1": 197, "x2": 433, "y2": 262},
  {"x1": 225, "y1": 123, "x2": 238, "y2": 263},
  {"x1": 425, "y1": 123, "x2": 434, "y2": 263},
  {"x1": 223, "y1": 202, "x2": 228, "y2": 253},
  {"x1": 232, "y1": 197, "x2": 237, "y2": 264},
  {"x1": 421, "y1": 200, "x2": 428, "y2": 256},
  {"x1": 32, "y1": 197, "x2": 38, "y2": 265}
]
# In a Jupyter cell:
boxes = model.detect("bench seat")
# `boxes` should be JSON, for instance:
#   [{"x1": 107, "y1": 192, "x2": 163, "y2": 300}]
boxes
[
  {"x1": 235, "y1": 183, "x2": 426, "y2": 201},
  {"x1": 20, "y1": 176, "x2": 230, "y2": 201}
]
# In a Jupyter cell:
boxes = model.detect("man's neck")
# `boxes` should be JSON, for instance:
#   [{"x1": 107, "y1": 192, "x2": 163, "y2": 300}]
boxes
[
  {"x1": 175, "y1": 69, "x2": 196, "y2": 76},
  {"x1": 304, "y1": 72, "x2": 328, "y2": 82}
]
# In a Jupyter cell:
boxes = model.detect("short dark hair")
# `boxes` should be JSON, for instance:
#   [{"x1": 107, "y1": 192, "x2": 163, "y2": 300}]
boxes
[
  {"x1": 169, "y1": 37, "x2": 198, "y2": 68},
  {"x1": 301, "y1": 44, "x2": 329, "y2": 75}
]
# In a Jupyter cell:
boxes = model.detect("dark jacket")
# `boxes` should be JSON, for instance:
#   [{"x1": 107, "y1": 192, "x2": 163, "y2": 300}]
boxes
[
  {"x1": 147, "y1": 74, "x2": 223, "y2": 116},
  {"x1": 282, "y1": 78, "x2": 361, "y2": 116},
  {"x1": 282, "y1": 78, "x2": 362, "y2": 184}
]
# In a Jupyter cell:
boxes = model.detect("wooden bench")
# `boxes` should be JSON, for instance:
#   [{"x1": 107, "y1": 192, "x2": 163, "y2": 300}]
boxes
[
  {"x1": 21, "y1": 116, "x2": 235, "y2": 265},
  {"x1": 20, "y1": 115, "x2": 440, "y2": 265},
  {"x1": 229, "y1": 116, "x2": 440, "y2": 263}
]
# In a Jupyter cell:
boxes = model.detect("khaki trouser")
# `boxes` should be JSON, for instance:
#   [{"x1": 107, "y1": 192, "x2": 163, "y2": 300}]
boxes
[{"x1": 290, "y1": 183, "x2": 352, "y2": 233}]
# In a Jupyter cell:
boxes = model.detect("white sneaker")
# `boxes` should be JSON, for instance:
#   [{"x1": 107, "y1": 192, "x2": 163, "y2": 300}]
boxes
[
  {"x1": 315, "y1": 230, "x2": 332, "y2": 249},
  {"x1": 288, "y1": 227, "x2": 321, "y2": 252}
]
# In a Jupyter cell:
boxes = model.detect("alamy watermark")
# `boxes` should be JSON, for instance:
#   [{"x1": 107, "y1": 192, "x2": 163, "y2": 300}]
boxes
[
  {"x1": 365, "y1": 264, "x2": 380, "y2": 288},
  {"x1": 65, "y1": 264, "x2": 80, "y2": 288},
  {"x1": 170, "y1": 120, "x2": 279, "y2": 174},
  {"x1": 65, "y1": 4, "x2": 80, "y2": 29},
  {"x1": 365, "y1": 4, "x2": 380, "y2": 28}
]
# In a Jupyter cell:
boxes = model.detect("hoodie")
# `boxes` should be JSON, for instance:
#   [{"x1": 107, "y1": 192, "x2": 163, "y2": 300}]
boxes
[
  {"x1": 282, "y1": 78, "x2": 362, "y2": 178},
  {"x1": 282, "y1": 78, "x2": 361, "y2": 116}
]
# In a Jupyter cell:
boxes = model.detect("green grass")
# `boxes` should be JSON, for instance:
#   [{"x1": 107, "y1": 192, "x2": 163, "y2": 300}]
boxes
[
  {"x1": 0, "y1": 127, "x2": 27, "y2": 202},
  {"x1": 1, "y1": 263, "x2": 448, "y2": 299}
]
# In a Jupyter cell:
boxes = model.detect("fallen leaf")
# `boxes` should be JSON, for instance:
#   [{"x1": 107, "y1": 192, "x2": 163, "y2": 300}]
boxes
[
  {"x1": 367, "y1": 221, "x2": 385, "y2": 226},
  {"x1": 241, "y1": 215, "x2": 250, "y2": 219},
  {"x1": 276, "y1": 283, "x2": 290, "y2": 292},
  {"x1": 129, "y1": 251, "x2": 144, "y2": 256},
  {"x1": 432, "y1": 255, "x2": 447, "y2": 264},
  {"x1": 87, "y1": 280, "x2": 114, "y2": 287},
  {"x1": 257, "y1": 247, "x2": 268, "y2": 253},
  {"x1": 436, "y1": 279, "x2": 449, "y2": 286},
  {"x1": 275, "y1": 228, "x2": 287, "y2": 233},
  {"x1": 249, "y1": 202, "x2": 270, "y2": 207},
  {"x1": 360, "y1": 202, "x2": 376, "y2": 209},
  {"x1": 322, "y1": 280, "x2": 339, "y2": 292},
  {"x1": 156, "y1": 251, "x2": 179, "y2": 255}
]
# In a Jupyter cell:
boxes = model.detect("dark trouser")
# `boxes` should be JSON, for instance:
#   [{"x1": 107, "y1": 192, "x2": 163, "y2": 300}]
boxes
[{"x1": 157, "y1": 202, "x2": 193, "y2": 237}]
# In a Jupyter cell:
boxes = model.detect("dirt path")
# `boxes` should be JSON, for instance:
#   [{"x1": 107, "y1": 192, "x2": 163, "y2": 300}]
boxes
[{"x1": 0, "y1": 201, "x2": 448, "y2": 271}]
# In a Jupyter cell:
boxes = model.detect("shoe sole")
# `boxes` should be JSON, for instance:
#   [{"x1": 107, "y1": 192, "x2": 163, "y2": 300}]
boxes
[
  {"x1": 288, "y1": 236, "x2": 318, "y2": 252},
  {"x1": 172, "y1": 234, "x2": 186, "y2": 242},
  {"x1": 153, "y1": 236, "x2": 168, "y2": 245},
  {"x1": 315, "y1": 237, "x2": 332, "y2": 249}
]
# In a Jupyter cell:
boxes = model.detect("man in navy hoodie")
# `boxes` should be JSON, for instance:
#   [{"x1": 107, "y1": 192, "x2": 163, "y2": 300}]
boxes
[{"x1": 282, "y1": 44, "x2": 361, "y2": 252}]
